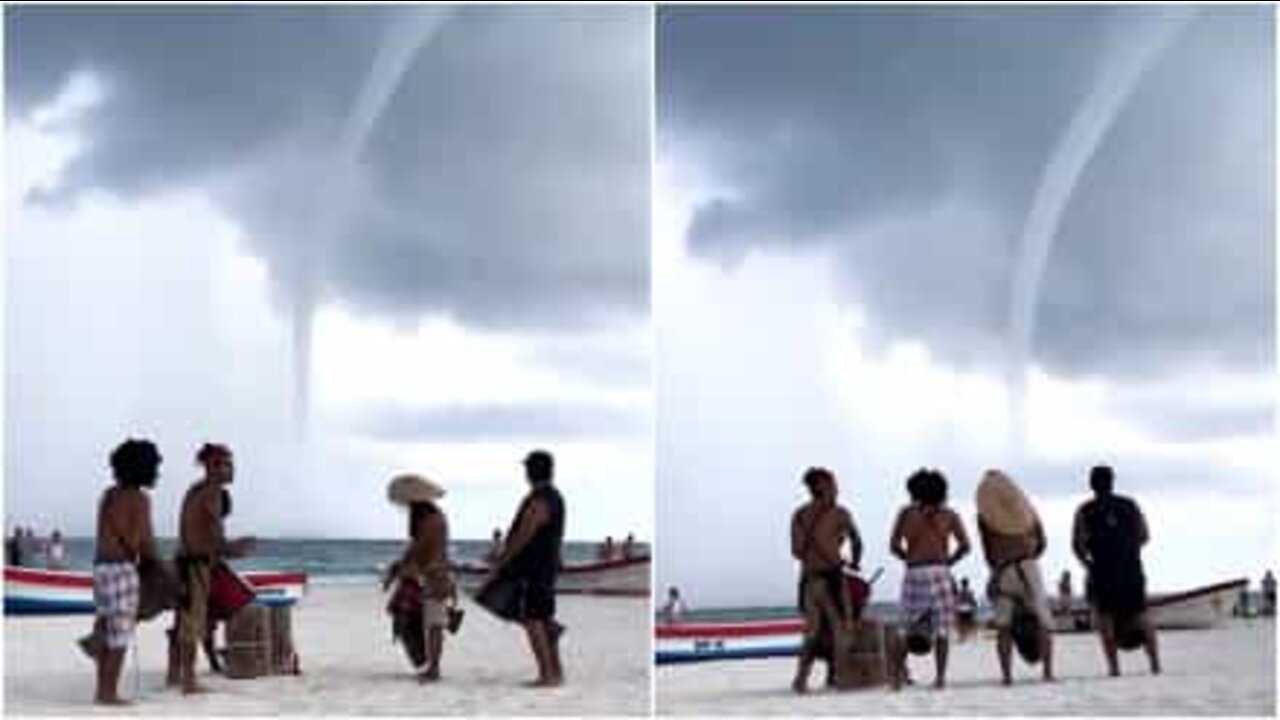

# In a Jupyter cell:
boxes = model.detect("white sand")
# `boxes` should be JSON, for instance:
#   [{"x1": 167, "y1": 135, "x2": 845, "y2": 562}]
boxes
[
  {"x1": 657, "y1": 619, "x2": 1276, "y2": 715},
  {"x1": 5, "y1": 583, "x2": 651, "y2": 716}
]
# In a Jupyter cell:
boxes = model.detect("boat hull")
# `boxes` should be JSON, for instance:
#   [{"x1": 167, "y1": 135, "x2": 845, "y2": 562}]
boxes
[
  {"x1": 4, "y1": 567, "x2": 308, "y2": 616},
  {"x1": 1052, "y1": 578, "x2": 1246, "y2": 633}
]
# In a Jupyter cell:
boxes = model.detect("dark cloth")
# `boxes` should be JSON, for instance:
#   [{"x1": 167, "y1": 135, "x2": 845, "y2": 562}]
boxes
[
  {"x1": 387, "y1": 577, "x2": 427, "y2": 668},
  {"x1": 1079, "y1": 495, "x2": 1147, "y2": 619},
  {"x1": 502, "y1": 484, "x2": 564, "y2": 588}
]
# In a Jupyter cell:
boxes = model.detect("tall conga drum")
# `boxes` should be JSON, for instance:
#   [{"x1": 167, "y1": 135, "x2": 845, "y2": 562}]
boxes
[
  {"x1": 225, "y1": 604, "x2": 271, "y2": 679},
  {"x1": 833, "y1": 620, "x2": 889, "y2": 690}
]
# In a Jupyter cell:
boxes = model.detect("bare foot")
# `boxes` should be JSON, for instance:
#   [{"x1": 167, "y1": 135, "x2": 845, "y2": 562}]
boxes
[
  {"x1": 1001, "y1": 676, "x2": 1013, "y2": 686},
  {"x1": 933, "y1": 678, "x2": 946, "y2": 690},
  {"x1": 182, "y1": 684, "x2": 211, "y2": 695},
  {"x1": 94, "y1": 697, "x2": 133, "y2": 707},
  {"x1": 418, "y1": 668, "x2": 440, "y2": 683},
  {"x1": 791, "y1": 678, "x2": 808, "y2": 694},
  {"x1": 522, "y1": 678, "x2": 562, "y2": 688}
]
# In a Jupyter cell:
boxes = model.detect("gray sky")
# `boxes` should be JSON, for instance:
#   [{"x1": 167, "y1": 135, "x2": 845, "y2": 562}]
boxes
[
  {"x1": 5, "y1": 6, "x2": 653, "y2": 541},
  {"x1": 655, "y1": 6, "x2": 1275, "y2": 608}
]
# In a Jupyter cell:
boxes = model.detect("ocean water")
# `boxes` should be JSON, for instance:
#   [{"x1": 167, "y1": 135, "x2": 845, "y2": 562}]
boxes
[{"x1": 18, "y1": 538, "x2": 646, "y2": 583}]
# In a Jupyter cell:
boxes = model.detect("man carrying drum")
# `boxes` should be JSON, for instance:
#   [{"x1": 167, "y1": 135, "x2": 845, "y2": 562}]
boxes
[{"x1": 169, "y1": 443, "x2": 256, "y2": 695}]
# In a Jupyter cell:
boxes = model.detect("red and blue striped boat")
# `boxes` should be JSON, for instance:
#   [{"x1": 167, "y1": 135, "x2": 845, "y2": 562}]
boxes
[{"x1": 3, "y1": 567, "x2": 308, "y2": 616}]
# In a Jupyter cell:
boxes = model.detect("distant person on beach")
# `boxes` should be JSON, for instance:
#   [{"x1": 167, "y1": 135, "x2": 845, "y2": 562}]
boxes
[
  {"x1": 661, "y1": 586, "x2": 687, "y2": 624},
  {"x1": 486, "y1": 528, "x2": 504, "y2": 564},
  {"x1": 1071, "y1": 465, "x2": 1160, "y2": 677},
  {"x1": 890, "y1": 468, "x2": 970, "y2": 690},
  {"x1": 1058, "y1": 570, "x2": 1073, "y2": 611},
  {"x1": 46, "y1": 529, "x2": 68, "y2": 570},
  {"x1": 955, "y1": 577, "x2": 978, "y2": 639},
  {"x1": 91, "y1": 439, "x2": 162, "y2": 705},
  {"x1": 7, "y1": 527, "x2": 22, "y2": 567},
  {"x1": 1262, "y1": 571, "x2": 1276, "y2": 617},
  {"x1": 384, "y1": 474, "x2": 456, "y2": 682},
  {"x1": 975, "y1": 469, "x2": 1054, "y2": 684},
  {"x1": 622, "y1": 533, "x2": 637, "y2": 560},
  {"x1": 170, "y1": 443, "x2": 255, "y2": 694},
  {"x1": 481, "y1": 449, "x2": 567, "y2": 687},
  {"x1": 600, "y1": 535, "x2": 617, "y2": 561},
  {"x1": 790, "y1": 466, "x2": 862, "y2": 694},
  {"x1": 20, "y1": 527, "x2": 42, "y2": 567}
]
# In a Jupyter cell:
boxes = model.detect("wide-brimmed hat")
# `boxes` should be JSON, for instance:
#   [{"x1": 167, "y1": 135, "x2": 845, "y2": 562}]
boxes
[
  {"x1": 975, "y1": 470, "x2": 1038, "y2": 535},
  {"x1": 387, "y1": 473, "x2": 445, "y2": 505}
]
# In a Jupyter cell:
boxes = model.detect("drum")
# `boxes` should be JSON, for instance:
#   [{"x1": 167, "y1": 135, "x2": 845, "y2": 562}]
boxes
[
  {"x1": 225, "y1": 605, "x2": 271, "y2": 679},
  {"x1": 209, "y1": 562, "x2": 256, "y2": 621},
  {"x1": 833, "y1": 620, "x2": 888, "y2": 690},
  {"x1": 268, "y1": 605, "x2": 298, "y2": 675}
]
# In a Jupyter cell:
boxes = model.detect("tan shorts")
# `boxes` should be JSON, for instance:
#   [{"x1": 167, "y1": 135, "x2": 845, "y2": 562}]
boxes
[
  {"x1": 423, "y1": 598, "x2": 448, "y2": 629},
  {"x1": 992, "y1": 558, "x2": 1053, "y2": 629},
  {"x1": 180, "y1": 561, "x2": 211, "y2": 648},
  {"x1": 800, "y1": 572, "x2": 847, "y2": 652}
]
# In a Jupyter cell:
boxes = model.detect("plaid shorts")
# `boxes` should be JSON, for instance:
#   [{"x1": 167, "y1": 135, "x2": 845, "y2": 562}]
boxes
[
  {"x1": 93, "y1": 562, "x2": 140, "y2": 649},
  {"x1": 901, "y1": 563, "x2": 955, "y2": 638}
]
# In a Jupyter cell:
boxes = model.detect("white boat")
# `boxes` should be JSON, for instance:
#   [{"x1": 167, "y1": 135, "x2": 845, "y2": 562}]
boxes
[
  {"x1": 4, "y1": 566, "x2": 308, "y2": 616},
  {"x1": 1052, "y1": 578, "x2": 1247, "y2": 633},
  {"x1": 451, "y1": 555, "x2": 650, "y2": 597}
]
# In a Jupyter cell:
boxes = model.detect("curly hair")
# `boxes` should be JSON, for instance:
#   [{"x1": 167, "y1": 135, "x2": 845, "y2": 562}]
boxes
[
  {"x1": 907, "y1": 468, "x2": 948, "y2": 507},
  {"x1": 109, "y1": 439, "x2": 161, "y2": 488}
]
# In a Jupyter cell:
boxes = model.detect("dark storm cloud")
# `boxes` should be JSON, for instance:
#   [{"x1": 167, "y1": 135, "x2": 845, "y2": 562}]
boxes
[
  {"x1": 344, "y1": 401, "x2": 648, "y2": 443},
  {"x1": 659, "y1": 6, "x2": 1273, "y2": 378},
  {"x1": 7, "y1": 5, "x2": 650, "y2": 329}
]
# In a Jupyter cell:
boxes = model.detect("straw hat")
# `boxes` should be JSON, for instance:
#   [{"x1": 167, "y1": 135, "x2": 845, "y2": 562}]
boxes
[
  {"x1": 387, "y1": 473, "x2": 445, "y2": 505},
  {"x1": 975, "y1": 470, "x2": 1038, "y2": 535}
]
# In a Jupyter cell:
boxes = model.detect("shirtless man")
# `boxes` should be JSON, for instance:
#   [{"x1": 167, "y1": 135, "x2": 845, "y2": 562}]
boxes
[
  {"x1": 790, "y1": 466, "x2": 862, "y2": 693},
  {"x1": 889, "y1": 468, "x2": 970, "y2": 689},
  {"x1": 171, "y1": 444, "x2": 254, "y2": 694},
  {"x1": 976, "y1": 469, "x2": 1054, "y2": 684},
  {"x1": 92, "y1": 439, "x2": 162, "y2": 705}
]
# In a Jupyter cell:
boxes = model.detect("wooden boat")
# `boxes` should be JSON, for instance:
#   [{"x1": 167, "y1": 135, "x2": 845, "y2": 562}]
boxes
[
  {"x1": 451, "y1": 555, "x2": 650, "y2": 597},
  {"x1": 657, "y1": 578, "x2": 1248, "y2": 665},
  {"x1": 4, "y1": 566, "x2": 307, "y2": 616},
  {"x1": 1053, "y1": 578, "x2": 1247, "y2": 633}
]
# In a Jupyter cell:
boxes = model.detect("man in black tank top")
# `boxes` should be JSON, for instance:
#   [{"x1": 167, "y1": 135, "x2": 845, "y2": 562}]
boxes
[
  {"x1": 1071, "y1": 465, "x2": 1160, "y2": 677},
  {"x1": 487, "y1": 449, "x2": 566, "y2": 687}
]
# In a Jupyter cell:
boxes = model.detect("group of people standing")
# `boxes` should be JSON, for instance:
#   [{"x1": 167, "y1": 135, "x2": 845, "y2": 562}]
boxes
[
  {"x1": 6, "y1": 525, "x2": 69, "y2": 570},
  {"x1": 789, "y1": 463, "x2": 1160, "y2": 693},
  {"x1": 87, "y1": 439, "x2": 571, "y2": 706},
  {"x1": 382, "y1": 448, "x2": 568, "y2": 688},
  {"x1": 87, "y1": 439, "x2": 254, "y2": 705}
]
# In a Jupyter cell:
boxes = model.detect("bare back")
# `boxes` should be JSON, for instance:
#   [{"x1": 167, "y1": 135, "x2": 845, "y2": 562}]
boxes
[
  {"x1": 95, "y1": 485, "x2": 155, "y2": 564},
  {"x1": 892, "y1": 504, "x2": 968, "y2": 565}
]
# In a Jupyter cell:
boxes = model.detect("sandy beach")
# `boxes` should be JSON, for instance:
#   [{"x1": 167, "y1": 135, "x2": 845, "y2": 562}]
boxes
[
  {"x1": 5, "y1": 583, "x2": 651, "y2": 716},
  {"x1": 657, "y1": 619, "x2": 1275, "y2": 715}
]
